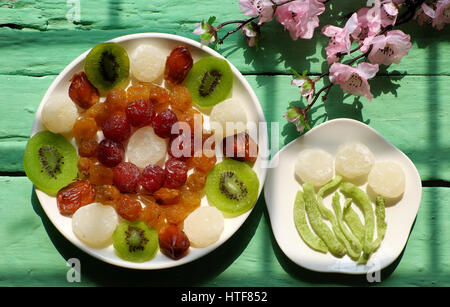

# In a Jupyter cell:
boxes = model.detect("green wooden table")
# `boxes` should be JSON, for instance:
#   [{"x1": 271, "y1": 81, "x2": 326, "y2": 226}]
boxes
[{"x1": 0, "y1": 0, "x2": 449, "y2": 287}]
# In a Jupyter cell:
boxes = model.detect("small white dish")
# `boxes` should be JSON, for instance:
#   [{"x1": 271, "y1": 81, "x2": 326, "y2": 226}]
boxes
[
  {"x1": 264, "y1": 118, "x2": 422, "y2": 274},
  {"x1": 31, "y1": 33, "x2": 268, "y2": 270}
]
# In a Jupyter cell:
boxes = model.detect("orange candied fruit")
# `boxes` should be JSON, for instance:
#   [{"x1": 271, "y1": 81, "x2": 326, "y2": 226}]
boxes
[
  {"x1": 188, "y1": 149, "x2": 217, "y2": 173},
  {"x1": 148, "y1": 84, "x2": 170, "y2": 113},
  {"x1": 85, "y1": 102, "x2": 109, "y2": 127},
  {"x1": 153, "y1": 187, "x2": 181, "y2": 205},
  {"x1": 127, "y1": 83, "x2": 150, "y2": 103},
  {"x1": 104, "y1": 88, "x2": 127, "y2": 115},
  {"x1": 95, "y1": 184, "x2": 121, "y2": 206},
  {"x1": 169, "y1": 85, "x2": 192, "y2": 111},
  {"x1": 73, "y1": 117, "x2": 98, "y2": 142},
  {"x1": 161, "y1": 201, "x2": 200, "y2": 226},
  {"x1": 116, "y1": 194, "x2": 142, "y2": 221},
  {"x1": 88, "y1": 163, "x2": 114, "y2": 185},
  {"x1": 139, "y1": 200, "x2": 168, "y2": 231},
  {"x1": 185, "y1": 169, "x2": 207, "y2": 192}
]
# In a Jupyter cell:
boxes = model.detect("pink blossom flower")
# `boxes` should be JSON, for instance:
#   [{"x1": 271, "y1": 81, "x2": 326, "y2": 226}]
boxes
[
  {"x1": 193, "y1": 20, "x2": 217, "y2": 45},
  {"x1": 283, "y1": 107, "x2": 310, "y2": 133},
  {"x1": 414, "y1": 3, "x2": 435, "y2": 26},
  {"x1": 432, "y1": 0, "x2": 450, "y2": 30},
  {"x1": 363, "y1": 0, "x2": 399, "y2": 35},
  {"x1": 275, "y1": 0, "x2": 326, "y2": 40},
  {"x1": 329, "y1": 62, "x2": 379, "y2": 101},
  {"x1": 239, "y1": 0, "x2": 275, "y2": 25},
  {"x1": 322, "y1": 13, "x2": 360, "y2": 64},
  {"x1": 292, "y1": 77, "x2": 315, "y2": 102},
  {"x1": 241, "y1": 22, "x2": 261, "y2": 47},
  {"x1": 361, "y1": 30, "x2": 412, "y2": 65}
]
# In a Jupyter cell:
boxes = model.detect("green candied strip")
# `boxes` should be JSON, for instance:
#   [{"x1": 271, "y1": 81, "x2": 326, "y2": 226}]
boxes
[
  {"x1": 293, "y1": 191, "x2": 328, "y2": 254},
  {"x1": 340, "y1": 182, "x2": 375, "y2": 264},
  {"x1": 343, "y1": 199, "x2": 365, "y2": 243},
  {"x1": 331, "y1": 193, "x2": 362, "y2": 261},
  {"x1": 302, "y1": 182, "x2": 346, "y2": 258},
  {"x1": 372, "y1": 196, "x2": 387, "y2": 253},
  {"x1": 315, "y1": 176, "x2": 358, "y2": 257}
]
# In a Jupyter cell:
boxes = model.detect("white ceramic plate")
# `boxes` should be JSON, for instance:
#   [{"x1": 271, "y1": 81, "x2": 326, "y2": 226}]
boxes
[
  {"x1": 31, "y1": 33, "x2": 268, "y2": 270},
  {"x1": 264, "y1": 118, "x2": 422, "y2": 274}
]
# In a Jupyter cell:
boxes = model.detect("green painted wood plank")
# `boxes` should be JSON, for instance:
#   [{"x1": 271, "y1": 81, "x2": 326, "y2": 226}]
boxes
[
  {"x1": 0, "y1": 1, "x2": 449, "y2": 75},
  {"x1": 1, "y1": 74, "x2": 448, "y2": 182},
  {"x1": 0, "y1": 176, "x2": 448, "y2": 286}
]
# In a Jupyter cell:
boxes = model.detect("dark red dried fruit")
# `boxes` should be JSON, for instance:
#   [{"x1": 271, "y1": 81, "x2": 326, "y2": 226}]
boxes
[
  {"x1": 113, "y1": 162, "x2": 140, "y2": 193},
  {"x1": 158, "y1": 224, "x2": 190, "y2": 259},
  {"x1": 102, "y1": 114, "x2": 131, "y2": 142},
  {"x1": 69, "y1": 72, "x2": 99, "y2": 109},
  {"x1": 140, "y1": 164, "x2": 165, "y2": 193},
  {"x1": 125, "y1": 99, "x2": 155, "y2": 127},
  {"x1": 97, "y1": 139, "x2": 124, "y2": 167},
  {"x1": 164, "y1": 46, "x2": 193, "y2": 85},
  {"x1": 57, "y1": 180, "x2": 96, "y2": 216},
  {"x1": 222, "y1": 132, "x2": 259, "y2": 163},
  {"x1": 164, "y1": 158, "x2": 188, "y2": 188},
  {"x1": 152, "y1": 109, "x2": 178, "y2": 138}
]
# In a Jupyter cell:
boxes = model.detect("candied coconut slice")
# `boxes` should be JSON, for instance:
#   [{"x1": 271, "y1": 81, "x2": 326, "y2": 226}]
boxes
[
  {"x1": 368, "y1": 161, "x2": 405, "y2": 200},
  {"x1": 130, "y1": 44, "x2": 166, "y2": 83},
  {"x1": 41, "y1": 94, "x2": 79, "y2": 134},
  {"x1": 72, "y1": 202, "x2": 119, "y2": 248},
  {"x1": 209, "y1": 98, "x2": 248, "y2": 138},
  {"x1": 335, "y1": 141, "x2": 375, "y2": 180},
  {"x1": 183, "y1": 206, "x2": 224, "y2": 248},
  {"x1": 126, "y1": 126, "x2": 167, "y2": 169},
  {"x1": 294, "y1": 148, "x2": 334, "y2": 187}
]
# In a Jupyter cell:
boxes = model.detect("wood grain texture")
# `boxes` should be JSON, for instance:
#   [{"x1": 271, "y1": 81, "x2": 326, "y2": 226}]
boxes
[{"x1": 0, "y1": 177, "x2": 448, "y2": 286}]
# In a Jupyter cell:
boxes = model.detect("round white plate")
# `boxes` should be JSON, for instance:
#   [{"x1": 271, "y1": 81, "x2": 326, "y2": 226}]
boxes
[
  {"x1": 264, "y1": 118, "x2": 422, "y2": 274},
  {"x1": 31, "y1": 33, "x2": 268, "y2": 270}
]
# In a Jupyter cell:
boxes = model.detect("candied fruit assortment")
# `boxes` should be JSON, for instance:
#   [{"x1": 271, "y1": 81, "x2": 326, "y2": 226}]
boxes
[{"x1": 47, "y1": 43, "x2": 259, "y2": 263}]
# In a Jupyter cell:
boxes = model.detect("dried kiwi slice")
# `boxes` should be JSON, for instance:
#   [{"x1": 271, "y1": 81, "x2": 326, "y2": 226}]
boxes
[
  {"x1": 23, "y1": 131, "x2": 78, "y2": 196},
  {"x1": 112, "y1": 220, "x2": 159, "y2": 262},
  {"x1": 84, "y1": 42, "x2": 130, "y2": 92},
  {"x1": 205, "y1": 159, "x2": 259, "y2": 217},
  {"x1": 185, "y1": 56, "x2": 233, "y2": 107}
]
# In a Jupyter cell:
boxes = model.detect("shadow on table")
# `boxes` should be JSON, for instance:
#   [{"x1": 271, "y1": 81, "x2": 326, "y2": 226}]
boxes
[
  {"x1": 31, "y1": 189, "x2": 264, "y2": 286},
  {"x1": 263, "y1": 206, "x2": 416, "y2": 286}
]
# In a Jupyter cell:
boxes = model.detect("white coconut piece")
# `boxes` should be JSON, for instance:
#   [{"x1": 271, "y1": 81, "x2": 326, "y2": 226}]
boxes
[
  {"x1": 183, "y1": 206, "x2": 224, "y2": 248},
  {"x1": 368, "y1": 161, "x2": 405, "y2": 199},
  {"x1": 126, "y1": 126, "x2": 167, "y2": 169},
  {"x1": 294, "y1": 148, "x2": 334, "y2": 187},
  {"x1": 130, "y1": 44, "x2": 166, "y2": 83},
  {"x1": 41, "y1": 94, "x2": 79, "y2": 134},
  {"x1": 72, "y1": 203, "x2": 119, "y2": 248},
  {"x1": 335, "y1": 141, "x2": 375, "y2": 179},
  {"x1": 209, "y1": 98, "x2": 248, "y2": 138}
]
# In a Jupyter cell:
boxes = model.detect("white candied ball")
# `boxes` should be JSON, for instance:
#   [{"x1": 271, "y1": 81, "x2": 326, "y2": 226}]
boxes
[
  {"x1": 41, "y1": 94, "x2": 79, "y2": 134},
  {"x1": 295, "y1": 148, "x2": 334, "y2": 187},
  {"x1": 72, "y1": 202, "x2": 119, "y2": 248},
  {"x1": 209, "y1": 98, "x2": 247, "y2": 138},
  {"x1": 130, "y1": 44, "x2": 166, "y2": 83},
  {"x1": 126, "y1": 126, "x2": 167, "y2": 169},
  {"x1": 183, "y1": 206, "x2": 224, "y2": 248},
  {"x1": 335, "y1": 141, "x2": 375, "y2": 179},
  {"x1": 368, "y1": 161, "x2": 405, "y2": 199}
]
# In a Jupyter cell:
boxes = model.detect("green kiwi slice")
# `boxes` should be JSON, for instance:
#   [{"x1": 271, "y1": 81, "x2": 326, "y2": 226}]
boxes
[
  {"x1": 205, "y1": 159, "x2": 259, "y2": 217},
  {"x1": 84, "y1": 42, "x2": 130, "y2": 92},
  {"x1": 23, "y1": 131, "x2": 78, "y2": 196},
  {"x1": 112, "y1": 220, "x2": 159, "y2": 262},
  {"x1": 185, "y1": 56, "x2": 233, "y2": 107}
]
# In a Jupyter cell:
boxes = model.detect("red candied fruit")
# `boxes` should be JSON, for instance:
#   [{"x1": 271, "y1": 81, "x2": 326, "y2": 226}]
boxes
[
  {"x1": 158, "y1": 224, "x2": 190, "y2": 259},
  {"x1": 97, "y1": 139, "x2": 124, "y2": 167},
  {"x1": 113, "y1": 161, "x2": 140, "y2": 193},
  {"x1": 152, "y1": 109, "x2": 178, "y2": 139},
  {"x1": 125, "y1": 99, "x2": 155, "y2": 127},
  {"x1": 57, "y1": 180, "x2": 96, "y2": 216},
  {"x1": 116, "y1": 194, "x2": 142, "y2": 221},
  {"x1": 164, "y1": 158, "x2": 188, "y2": 188},
  {"x1": 164, "y1": 46, "x2": 193, "y2": 85},
  {"x1": 168, "y1": 130, "x2": 195, "y2": 161},
  {"x1": 102, "y1": 114, "x2": 131, "y2": 142},
  {"x1": 140, "y1": 164, "x2": 165, "y2": 193}
]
